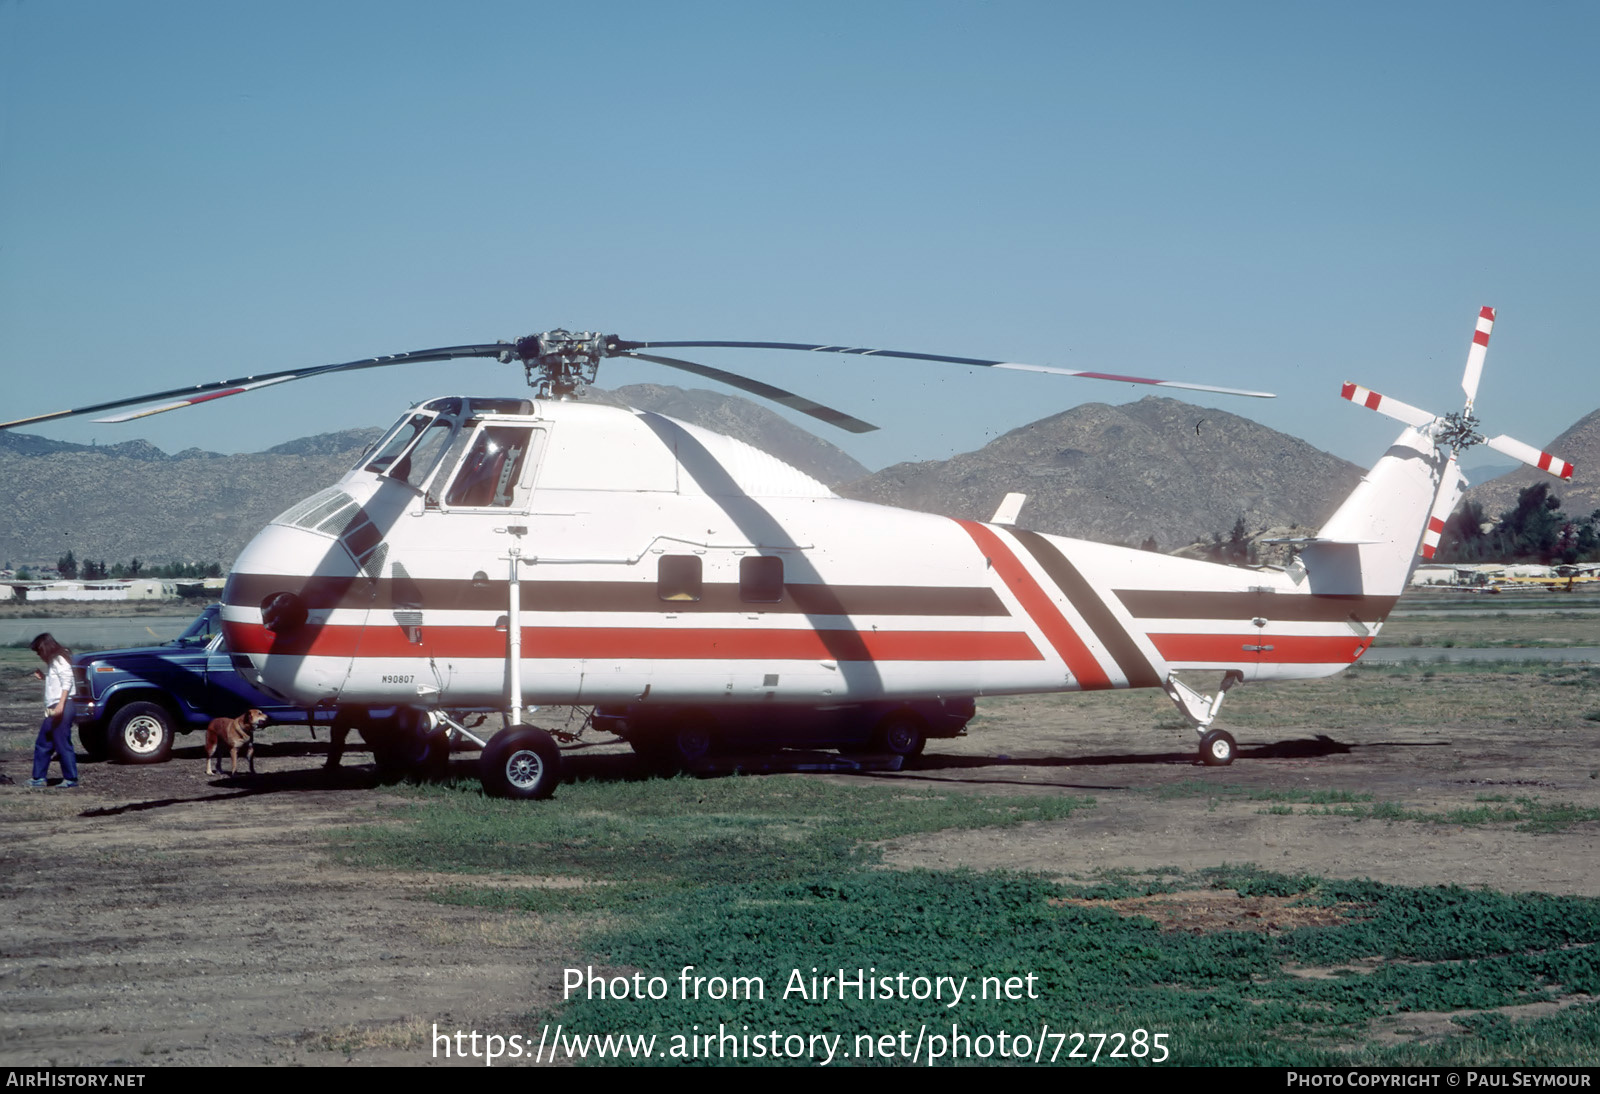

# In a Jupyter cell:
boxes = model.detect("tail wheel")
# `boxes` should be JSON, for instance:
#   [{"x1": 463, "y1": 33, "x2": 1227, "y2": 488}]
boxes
[
  {"x1": 480, "y1": 725, "x2": 562, "y2": 800},
  {"x1": 1200, "y1": 729, "x2": 1236, "y2": 767},
  {"x1": 873, "y1": 710, "x2": 927, "y2": 757}
]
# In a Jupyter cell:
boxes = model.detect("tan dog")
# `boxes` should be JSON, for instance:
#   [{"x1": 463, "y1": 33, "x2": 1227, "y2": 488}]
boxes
[{"x1": 206, "y1": 710, "x2": 268, "y2": 775}]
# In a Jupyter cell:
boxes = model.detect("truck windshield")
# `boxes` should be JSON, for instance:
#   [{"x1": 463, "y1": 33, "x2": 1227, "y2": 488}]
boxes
[{"x1": 171, "y1": 608, "x2": 222, "y2": 648}]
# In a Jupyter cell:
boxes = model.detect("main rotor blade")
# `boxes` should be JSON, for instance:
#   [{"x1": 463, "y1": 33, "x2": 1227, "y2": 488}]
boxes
[
  {"x1": 1484, "y1": 434, "x2": 1575, "y2": 481},
  {"x1": 1339, "y1": 382, "x2": 1438, "y2": 429},
  {"x1": 93, "y1": 375, "x2": 301, "y2": 422},
  {"x1": 620, "y1": 351, "x2": 879, "y2": 433},
  {"x1": 0, "y1": 344, "x2": 509, "y2": 431},
  {"x1": 613, "y1": 340, "x2": 1276, "y2": 399},
  {"x1": 1461, "y1": 305, "x2": 1495, "y2": 412}
]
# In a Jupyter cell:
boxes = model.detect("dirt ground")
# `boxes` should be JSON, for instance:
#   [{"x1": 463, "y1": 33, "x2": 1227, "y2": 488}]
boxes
[{"x1": 3, "y1": 673, "x2": 1599, "y2": 1066}]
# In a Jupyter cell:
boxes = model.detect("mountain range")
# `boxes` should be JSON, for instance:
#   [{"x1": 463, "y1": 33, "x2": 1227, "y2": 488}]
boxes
[
  {"x1": 838, "y1": 397, "x2": 1364, "y2": 550},
  {"x1": 2, "y1": 389, "x2": 1594, "y2": 568}
]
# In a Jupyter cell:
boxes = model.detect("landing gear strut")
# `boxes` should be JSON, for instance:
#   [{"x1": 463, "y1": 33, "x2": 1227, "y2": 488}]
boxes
[{"x1": 1164, "y1": 671, "x2": 1243, "y2": 766}]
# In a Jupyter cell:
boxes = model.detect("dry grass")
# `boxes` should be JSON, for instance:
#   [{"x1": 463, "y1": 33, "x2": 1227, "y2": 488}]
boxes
[{"x1": 1056, "y1": 888, "x2": 1369, "y2": 934}]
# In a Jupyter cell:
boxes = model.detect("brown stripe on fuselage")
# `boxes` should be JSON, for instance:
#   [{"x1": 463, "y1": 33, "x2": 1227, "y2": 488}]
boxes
[
  {"x1": 224, "y1": 572, "x2": 1009, "y2": 617},
  {"x1": 1115, "y1": 590, "x2": 1400, "y2": 623},
  {"x1": 1009, "y1": 530, "x2": 1163, "y2": 689}
]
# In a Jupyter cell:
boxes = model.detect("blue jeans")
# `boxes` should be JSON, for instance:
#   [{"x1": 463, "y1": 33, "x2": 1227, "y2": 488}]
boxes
[{"x1": 33, "y1": 700, "x2": 79, "y2": 782}]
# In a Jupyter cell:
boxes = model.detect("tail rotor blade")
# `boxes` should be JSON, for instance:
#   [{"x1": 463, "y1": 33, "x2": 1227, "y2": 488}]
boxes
[
  {"x1": 1462, "y1": 306, "x2": 1494, "y2": 412},
  {"x1": 1339, "y1": 383, "x2": 1437, "y2": 429},
  {"x1": 1484, "y1": 434, "x2": 1575, "y2": 481},
  {"x1": 1419, "y1": 455, "x2": 1465, "y2": 560},
  {"x1": 620, "y1": 352, "x2": 879, "y2": 434}
]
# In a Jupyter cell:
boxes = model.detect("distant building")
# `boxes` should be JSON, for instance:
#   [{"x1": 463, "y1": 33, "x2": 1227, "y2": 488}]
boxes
[{"x1": 6, "y1": 579, "x2": 179, "y2": 602}]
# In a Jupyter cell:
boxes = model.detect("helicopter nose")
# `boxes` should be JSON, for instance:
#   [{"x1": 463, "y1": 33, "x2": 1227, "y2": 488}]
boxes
[{"x1": 221, "y1": 521, "x2": 373, "y2": 705}]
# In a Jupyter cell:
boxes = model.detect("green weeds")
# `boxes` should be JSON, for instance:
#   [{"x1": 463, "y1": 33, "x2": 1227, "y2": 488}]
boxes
[
  {"x1": 332, "y1": 777, "x2": 1600, "y2": 1065},
  {"x1": 1251, "y1": 795, "x2": 1600, "y2": 833}
]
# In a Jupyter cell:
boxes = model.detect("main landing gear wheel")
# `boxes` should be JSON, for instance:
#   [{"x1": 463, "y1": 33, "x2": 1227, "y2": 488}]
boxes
[
  {"x1": 480, "y1": 725, "x2": 562, "y2": 800},
  {"x1": 1199, "y1": 729, "x2": 1236, "y2": 767}
]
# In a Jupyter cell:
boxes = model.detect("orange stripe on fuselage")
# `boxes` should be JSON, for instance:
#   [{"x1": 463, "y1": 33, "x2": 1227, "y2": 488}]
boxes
[
  {"x1": 955, "y1": 520, "x2": 1112, "y2": 689},
  {"x1": 223, "y1": 621, "x2": 1043, "y2": 662},
  {"x1": 1150, "y1": 633, "x2": 1372, "y2": 664}
]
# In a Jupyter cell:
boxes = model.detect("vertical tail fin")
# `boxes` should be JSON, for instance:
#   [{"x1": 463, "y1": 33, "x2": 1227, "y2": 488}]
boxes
[{"x1": 1304, "y1": 427, "x2": 1451, "y2": 597}]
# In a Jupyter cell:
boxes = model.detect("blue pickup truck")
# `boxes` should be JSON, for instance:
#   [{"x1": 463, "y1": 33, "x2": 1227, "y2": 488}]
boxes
[{"x1": 72, "y1": 605, "x2": 327, "y2": 764}]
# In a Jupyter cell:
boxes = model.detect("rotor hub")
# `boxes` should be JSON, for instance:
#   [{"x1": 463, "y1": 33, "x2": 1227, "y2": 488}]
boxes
[
  {"x1": 507, "y1": 329, "x2": 618, "y2": 398},
  {"x1": 1434, "y1": 410, "x2": 1484, "y2": 452}
]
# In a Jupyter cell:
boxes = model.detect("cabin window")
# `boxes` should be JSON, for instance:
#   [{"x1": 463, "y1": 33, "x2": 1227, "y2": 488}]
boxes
[
  {"x1": 657, "y1": 556, "x2": 702, "y2": 602},
  {"x1": 739, "y1": 556, "x2": 784, "y2": 603},
  {"x1": 445, "y1": 426, "x2": 537, "y2": 508}
]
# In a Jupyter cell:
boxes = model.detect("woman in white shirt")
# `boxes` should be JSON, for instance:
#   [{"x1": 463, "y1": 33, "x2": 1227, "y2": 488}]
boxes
[{"x1": 29, "y1": 633, "x2": 78, "y2": 788}]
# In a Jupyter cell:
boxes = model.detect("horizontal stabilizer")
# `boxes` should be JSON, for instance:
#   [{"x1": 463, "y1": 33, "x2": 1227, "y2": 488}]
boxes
[{"x1": 989, "y1": 492, "x2": 1027, "y2": 525}]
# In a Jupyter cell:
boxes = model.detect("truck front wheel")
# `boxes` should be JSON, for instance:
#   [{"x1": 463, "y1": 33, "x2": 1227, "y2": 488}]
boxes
[{"x1": 108, "y1": 701, "x2": 175, "y2": 765}]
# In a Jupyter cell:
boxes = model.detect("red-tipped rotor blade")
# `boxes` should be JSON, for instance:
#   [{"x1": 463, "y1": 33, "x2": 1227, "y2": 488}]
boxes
[
  {"x1": 93, "y1": 376, "x2": 300, "y2": 422},
  {"x1": 1339, "y1": 382, "x2": 1437, "y2": 429},
  {"x1": 0, "y1": 344, "x2": 508, "y2": 432},
  {"x1": 1462, "y1": 305, "x2": 1494, "y2": 412},
  {"x1": 1419, "y1": 454, "x2": 1465, "y2": 560},
  {"x1": 1484, "y1": 434, "x2": 1575, "y2": 481}
]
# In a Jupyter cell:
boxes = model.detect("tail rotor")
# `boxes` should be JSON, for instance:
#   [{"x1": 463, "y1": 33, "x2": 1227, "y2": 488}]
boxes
[{"x1": 1340, "y1": 306, "x2": 1575, "y2": 483}]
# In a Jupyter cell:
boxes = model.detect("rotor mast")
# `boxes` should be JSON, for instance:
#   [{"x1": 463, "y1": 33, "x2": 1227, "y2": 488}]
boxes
[{"x1": 506, "y1": 329, "x2": 618, "y2": 399}]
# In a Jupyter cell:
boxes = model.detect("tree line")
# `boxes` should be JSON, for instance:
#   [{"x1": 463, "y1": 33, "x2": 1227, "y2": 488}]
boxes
[
  {"x1": 1436, "y1": 483, "x2": 1600, "y2": 565},
  {"x1": 49, "y1": 552, "x2": 225, "y2": 581},
  {"x1": 1196, "y1": 483, "x2": 1599, "y2": 568}
]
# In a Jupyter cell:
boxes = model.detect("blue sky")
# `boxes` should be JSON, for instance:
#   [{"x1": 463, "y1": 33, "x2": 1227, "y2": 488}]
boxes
[{"x1": 2, "y1": 1, "x2": 1595, "y2": 474}]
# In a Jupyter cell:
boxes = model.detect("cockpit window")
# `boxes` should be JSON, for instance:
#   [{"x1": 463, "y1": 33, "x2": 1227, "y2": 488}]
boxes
[
  {"x1": 364, "y1": 413, "x2": 433, "y2": 474},
  {"x1": 363, "y1": 412, "x2": 456, "y2": 490},
  {"x1": 445, "y1": 426, "x2": 537, "y2": 507},
  {"x1": 391, "y1": 417, "x2": 455, "y2": 489}
]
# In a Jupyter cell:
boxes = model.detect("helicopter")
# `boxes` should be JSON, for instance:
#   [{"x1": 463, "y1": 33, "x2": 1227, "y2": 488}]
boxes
[{"x1": 0, "y1": 309, "x2": 1574, "y2": 799}]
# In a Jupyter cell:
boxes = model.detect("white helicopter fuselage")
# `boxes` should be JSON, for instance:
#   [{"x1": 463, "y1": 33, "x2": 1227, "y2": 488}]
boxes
[{"x1": 219, "y1": 396, "x2": 1442, "y2": 716}]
